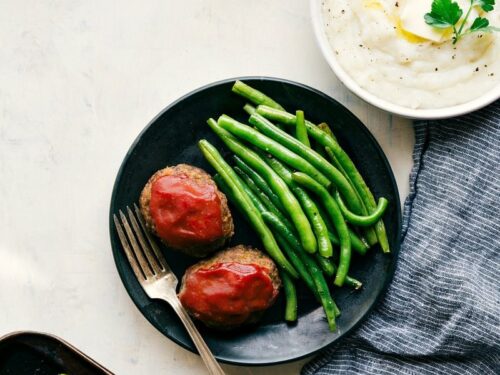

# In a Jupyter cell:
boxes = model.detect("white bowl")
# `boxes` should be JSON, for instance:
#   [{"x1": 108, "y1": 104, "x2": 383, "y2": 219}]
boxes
[{"x1": 310, "y1": 0, "x2": 500, "y2": 119}]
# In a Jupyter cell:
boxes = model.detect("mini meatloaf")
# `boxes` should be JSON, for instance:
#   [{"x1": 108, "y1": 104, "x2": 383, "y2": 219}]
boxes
[
  {"x1": 178, "y1": 245, "x2": 281, "y2": 329},
  {"x1": 139, "y1": 164, "x2": 233, "y2": 257}
]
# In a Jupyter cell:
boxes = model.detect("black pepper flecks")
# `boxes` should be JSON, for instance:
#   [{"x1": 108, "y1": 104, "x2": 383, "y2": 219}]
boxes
[
  {"x1": 475, "y1": 67, "x2": 479, "y2": 72},
  {"x1": 435, "y1": 67, "x2": 438, "y2": 71}
]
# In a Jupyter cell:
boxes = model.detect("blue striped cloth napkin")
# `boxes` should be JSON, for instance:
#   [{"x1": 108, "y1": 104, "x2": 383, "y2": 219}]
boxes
[{"x1": 302, "y1": 101, "x2": 500, "y2": 375}]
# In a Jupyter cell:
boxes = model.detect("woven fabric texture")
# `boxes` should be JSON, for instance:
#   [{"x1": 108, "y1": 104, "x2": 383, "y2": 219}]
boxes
[{"x1": 302, "y1": 101, "x2": 500, "y2": 375}]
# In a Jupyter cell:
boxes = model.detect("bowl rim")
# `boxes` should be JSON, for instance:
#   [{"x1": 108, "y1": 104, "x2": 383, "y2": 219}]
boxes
[{"x1": 310, "y1": 0, "x2": 500, "y2": 120}]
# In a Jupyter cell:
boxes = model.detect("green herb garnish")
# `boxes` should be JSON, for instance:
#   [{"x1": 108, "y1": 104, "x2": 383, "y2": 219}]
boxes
[{"x1": 424, "y1": 0, "x2": 499, "y2": 44}]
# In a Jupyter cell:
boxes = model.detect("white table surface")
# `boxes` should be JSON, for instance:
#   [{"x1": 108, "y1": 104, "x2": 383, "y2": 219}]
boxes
[{"x1": 0, "y1": 1, "x2": 414, "y2": 374}]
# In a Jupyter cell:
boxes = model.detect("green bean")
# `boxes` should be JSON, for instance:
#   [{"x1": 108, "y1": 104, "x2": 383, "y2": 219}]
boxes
[
  {"x1": 295, "y1": 110, "x2": 310, "y2": 147},
  {"x1": 219, "y1": 115, "x2": 330, "y2": 187},
  {"x1": 215, "y1": 173, "x2": 271, "y2": 221},
  {"x1": 258, "y1": 153, "x2": 333, "y2": 258},
  {"x1": 317, "y1": 122, "x2": 337, "y2": 142},
  {"x1": 325, "y1": 146, "x2": 378, "y2": 246},
  {"x1": 273, "y1": 234, "x2": 318, "y2": 299},
  {"x1": 328, "y1": 230, "x2": 366, "y2": 256},
  {"x1": 335, "y1": 191, "x2": 389, "y2": 227},
  {"x1": 328, "y1": 250, "x2": 362, "y2": 290},
  {"x1": 214, "y1": 173, "x2": 274, "y2": 230},
  {"x1": 316, "y1": 143, "x2": 374, "y2": 249},
  {"x1": 274, "y1": 232, "x2": 317, "y2": 296},
  {"x1": 313, "y1": 124, "x2": 337, "y2": 162},
  {"x1": 243, "y1": 103, "x2": 257, "y2": 116},
  {"x1": 198, "y1": 139, "x2": 298, "y2": 278},
  {"x1": 262, "y1": 211, "x2": 338, "y2": 329},
  {"x1": 314, "y1": 254, "x2": 363, "y2": 290},
  {"x1": 314, "y1": 253, "x2": 335, "y2": 276},
  {"x1": 315, "y1": 204, "x2": 369, "y2": 255},
  {"x1": 207, "y1": 118, "x2": 317, "y2": 254},
  {"x1": 292, "y1": 172, "x2": 351, "y2": 287},
  {"x1": 244, "y1": 102, "x2": 285, "y2": 130},
  {"x1": 281, "y1": 271, "x2": 298, "y2": 322},
  {"x1": 324, "y1": 147, "x2": 349, "y2": 188},
  {"x1": 332, "y1": 299, "x2": 341, "y2": 317},
  {"x1": 256, "y1": 105, "x2": 390, "y2": 253},
  {"x1": 344, "y1": 275, "x2": 363, "y2": 290},
  {"x1": 233, "y1": 156, "x2": 286, "y2": 214},
  {"x1": 249, "y1": 113, "x2": 364, "y2": 215},
  {"x1": 233, "y1": 167, "x2": 293, "y2": 229},
  {"x1": 232, "y1": 80, "x2": 284, "y2": 110}
]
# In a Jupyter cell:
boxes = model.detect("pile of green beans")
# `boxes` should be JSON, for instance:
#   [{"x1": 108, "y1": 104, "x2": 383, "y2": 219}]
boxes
[
  {"x1": 254, "y1": 104, "x2": 390, "y2": 252},
  {"x1": 198, "y1": 81, "x2": 389, "y2": 331}
]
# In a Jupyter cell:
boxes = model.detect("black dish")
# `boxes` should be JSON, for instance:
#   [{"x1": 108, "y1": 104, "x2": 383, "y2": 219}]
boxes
[
  {"x1": 0, "y1": 331, "x2": 113, "y2": 375},
  {"x1": 109, "y1": 77, "x2": 401, "y2": 366}
]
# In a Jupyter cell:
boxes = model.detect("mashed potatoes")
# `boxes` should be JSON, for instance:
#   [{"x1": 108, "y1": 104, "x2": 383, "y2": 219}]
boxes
[{"x1": 322, "y1": 0, "x2": 500, "y2": 109}]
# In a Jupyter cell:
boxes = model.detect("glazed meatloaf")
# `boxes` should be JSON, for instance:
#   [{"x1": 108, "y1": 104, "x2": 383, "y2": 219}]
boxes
[
  {"x1": 139, "y1": 164, "x2": 233, "y2": 257},
  {"x1": 178, "y1": 245, "x2": 281, "y2": 329}
]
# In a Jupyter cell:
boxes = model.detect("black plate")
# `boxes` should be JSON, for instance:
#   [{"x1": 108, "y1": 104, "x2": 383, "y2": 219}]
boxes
[
  {"x1": 109, "y1": 77, "x2": 401, "y2": 366},
  {"x1": 0, "y1": 331, "x2": 113, "y2": 375}
]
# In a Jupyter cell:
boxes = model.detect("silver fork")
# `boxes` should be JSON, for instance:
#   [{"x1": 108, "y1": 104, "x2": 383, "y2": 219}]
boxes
[{"x1": 113, "y1": 204, "x2": 225, "y2": 375}]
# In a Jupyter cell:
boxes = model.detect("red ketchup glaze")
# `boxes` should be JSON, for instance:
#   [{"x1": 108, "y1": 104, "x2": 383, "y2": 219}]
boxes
[
  {"x1": 149, "y1": 174, "x2": 223, "y2": 248},
  {"x1": 179, "y1": 262, "x2": 277, "y2": 326}
]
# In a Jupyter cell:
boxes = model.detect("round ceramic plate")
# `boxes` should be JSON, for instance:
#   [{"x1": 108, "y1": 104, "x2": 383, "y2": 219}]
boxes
[{"x1": 109, "y1": 77, "x2": 401, "y2": 366}]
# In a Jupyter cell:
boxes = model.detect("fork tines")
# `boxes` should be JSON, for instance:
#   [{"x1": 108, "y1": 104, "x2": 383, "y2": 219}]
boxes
[{"x1": 113, "y1": 204, "x2": 171, "y2": 282}]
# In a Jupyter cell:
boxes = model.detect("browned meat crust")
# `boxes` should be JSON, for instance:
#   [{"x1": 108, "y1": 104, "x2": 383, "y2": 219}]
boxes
[
  {"x1": 179, "y1": 245, "x2": 281, "y2": 329},
  {"x1": 139, "y1": 164, "x2": 233, "y2": 257}
]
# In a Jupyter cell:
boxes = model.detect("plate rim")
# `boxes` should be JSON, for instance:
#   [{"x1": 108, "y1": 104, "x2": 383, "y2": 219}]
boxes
[{"x1": 108, "y1": 76, "x2": 402, "y2": 366}]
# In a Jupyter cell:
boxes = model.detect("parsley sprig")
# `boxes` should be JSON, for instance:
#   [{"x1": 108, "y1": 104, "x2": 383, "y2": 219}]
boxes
[{"x1": 424, "y1": 0, "x2": 499, "y2": 44}]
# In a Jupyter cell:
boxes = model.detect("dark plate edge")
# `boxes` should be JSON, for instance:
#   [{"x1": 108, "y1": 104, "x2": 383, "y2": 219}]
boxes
[
  {"x1": 108, "y1": 76, "x2": 402, "y2": 366},
  {"x1": 0, "y1": 331, "x2": 114, "y2": 374}
]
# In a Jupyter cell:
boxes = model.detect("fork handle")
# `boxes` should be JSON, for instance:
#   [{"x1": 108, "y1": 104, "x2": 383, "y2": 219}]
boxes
[{"x1": 168, "y1": 297, "x2": 226, "y2": 375}]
